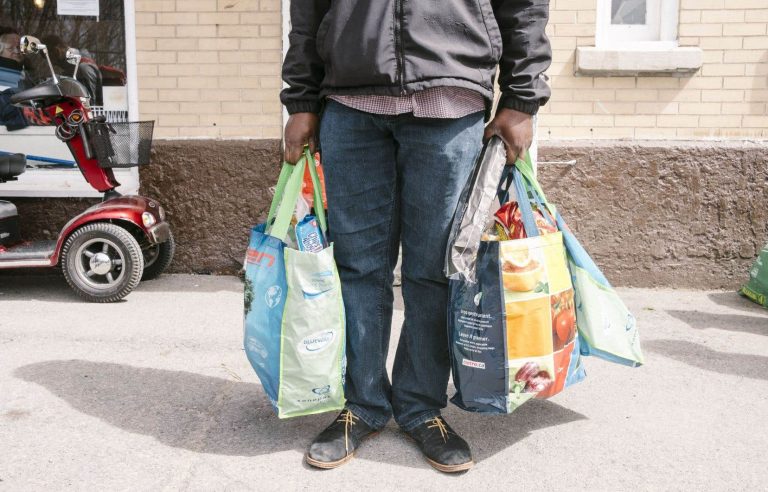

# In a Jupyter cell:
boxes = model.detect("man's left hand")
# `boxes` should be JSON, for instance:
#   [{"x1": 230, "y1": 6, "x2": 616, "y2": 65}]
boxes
[{"x1": 483, "y1": 108, "x2": 533, "y2": 165}]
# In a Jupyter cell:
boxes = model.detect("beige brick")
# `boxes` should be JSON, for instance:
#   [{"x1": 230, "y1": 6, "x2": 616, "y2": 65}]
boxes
[
  {"x1": 219, "y1": 126, "x2": 264, "y2": 138},
  {"x1": 594, "y1": 102, "x2": 636, "y2": 114},
  {"x1": 179, "y1": 127, "x2": 222, "y2": 138},
  {"x1": 727, "y1": 76, "x2": 768, "y2": 89},
  {"x1": 551, "y1": 75, "x2": 592, "y2": 89},
  {"x1": 678, "y1": 102, "x2": 722, "y2": 115},
  {"x1": 747, "y1": 10, "x2": 768, "y2": 22},
  {"x1": 135, "y1": 38, "x2": 156, "y2": 50},
  {"x1": 199, "y1": 12, "x2": 240, "y2": 25},
  {"x1": 240, "y1": 38, "x2": 282, "y2": 50},
  {"x1": 199, "y1": 64, "x2": 239, "y2": 76},
  {"x1": 158, "y1": 38, "x2": 199, "y2": 51},
  {"x1": 200, "y1": 115, "x2": 243, "y2": 126},
  {"x1": 549, "y1": 10, "x2": 577, "y2": 24},
  {"x1": 260, "y1": 0, "x2": 281, "y2": 12},
  {"x1": 657, "y1": 115, "x2": 699, "y2": 128},
  {"x1": 681, "y1": 76, "x2": 723, "y2": 89},
  {"x1": 177, "y1": 76, "x2": 220, "y2": 89},
  {"x1": 555, "y1": 24, "x2": 595, "y2": 37},
  {"x1": 218, "y1": 77, "x2": 261, "y2": 89},
  {"x1": 176, "y1": 1, "x2": 218, "y2": 12},
  {"x1": 239, "y1": 12, "x2": 282, "y2": 25},
  {"x1": 701, "y1": 10, "x2": 745, "y2": 23},
  {"x1": 176, "y1": 25, "x2": 217, "y2": 37},
  {"x1": 262, "y1": 126, "x2": 283, "y2": 139},
  {"x1": 722, "y1": 102, "x2": 766, "y2": 113},
  {"x1": 724, "y1": 50, "x2": 767, "y2": 63},
  {"x1": 159, "y1": 64, "x2": 200, "y2": 76},
  {"x1": 199, "y1": 89, "x2": 242, "y2": 101},
  {"x1": 539, "y1": 114, "x2": 572, "y2": 127},
  {"x1": 593, "y1": 78, "x2": 636, "y2": 89},
  {"x1": 137, "y1": 51, "x2": 176, "y2": 64},
  {"x1": 143, "y1": 102, "x2": 180, "y2": 114},
  {"x1": 549, "y1": 37, "x2": 577, "y2": 50},
  {"x1": 635, "y1": 127, "x2": 675, "y2": 139},
  {"x1": 260, "y1": 24, "x2": 282, "y2": 37},
  {"x1": 136, "y1": 25, "x2": 176, "y2": 38},
  {"x1": 743, "y1": 37, "x2": 768, "y2": 49},
  {"x1": 701, "y1": 89, "x2": 745, "y2": 102},
  {"x1": 679, "y1": 10, "x2": 701, "y2": 23},
  {"x1": 141, "y1": 77, "x2": 176, "y2": 89},
  {"x1": 572, "y1": 115, "x2": 614, "y2": 127},
  {"x1": 158, "y1": 89, "x2": 201, "y2": 101},
  {"x1": 198, "y1": 38, "x2": 240, "y2": 50},
  {"x1": 137, "y1": 64, "x2": 158, "y2": 77},
  {"x1": 135, "y1": 12, "x2": 156, "y2": 25},
  {"x1": 703, "y1": 50, "x2": 724, "y2": 64},
  {"x1": 153, "y1": 127, "x2": 180, "y2": 138},
  {"x1": 615, "y1": 115, "x2": 655, "y2": 127},
  {"x1": 679, "y1": 24, "x2": 722, "y2": 37},
  {"x1": 635, "y1": 102, "x2": 680, "y2": 114},
  {"x1": 730, "y1": 0, "x2": 768, "y2": 8},
  {"x1": 160, "y1": 114, "x2": 199, "y2": 127},
  {"x1": 723, "y1": 23, "x2": 765, "y2": 36},
  {"x1": 681, "y1": 0, "x2": 724, "y2": 9},
  {"x1": 157, "y1": 13, "x2": 199, "y2": 25},
  {"x1": 240, "y1": 64, "x2": 280, "y2": 76},
  {"x1": 217, "y1": 0, "x2": 259, "y2": 11},
  {"x1": 615, "y1": 90, "x2": 658, "y2": 102},
  {"x1": 177, "y1": 51, "x2": 219, "y2": 64},
  {"x1": 548, "y1": 102, "x2": 593, "y2": 114},
  {"x1": 139, "y1": 89, "x2": 157, "y2": 102},
  {"x1": 136, "y1": 0, "x2": 174, "y2": 12},
  {"x1": 745, "y1": 63, "x2": 768, "y2": 76},
  {"x1": 179, "y1": 102, "x2": 221, "y2": 114},
  {"x1": 636, "y1": 78, "x2": 681, "y2": 89},
  {"x1": 259, "y1": 77, "x2": 282, "y2": 89},
  {"x1": 700, "y1": 115, "x2": 743, "y2": 127},
  {"x1": 658, "y1": 90, "x2": 702, "y2": 102},
  {"x1": 698, "y1": 37, "x2": 743, "y2": 49},
  {"x1": 219, "y1": 51, "x2": 259, "y2": 63},
  {"x1": 702, "y1": 64, "x2": 746, "y2": 76},
  {"x1": 259, "y1": 50, "x2": 283, "y2": 63}
]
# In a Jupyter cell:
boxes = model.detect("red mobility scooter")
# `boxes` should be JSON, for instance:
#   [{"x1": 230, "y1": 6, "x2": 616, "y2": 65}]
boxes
[{"x1": 0, "y1": 36, "x2": 174, "y2": 302}]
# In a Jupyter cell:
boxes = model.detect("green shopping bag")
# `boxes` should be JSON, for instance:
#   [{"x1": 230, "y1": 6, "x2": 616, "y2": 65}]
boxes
[
  {"x1": 515, "y1": 157, "x2": 644, "y2": 367},
  {"x1": 740, "y1": 241, "x2": 768, "y2": 308},
  {"x1": 243, "y1": 149, "x2": 346, "y2": 418}
]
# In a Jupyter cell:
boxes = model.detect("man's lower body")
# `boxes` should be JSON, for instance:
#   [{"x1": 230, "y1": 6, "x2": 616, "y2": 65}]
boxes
[{"x1": 306, "y1": 100, "x2": 483, "y2": 471}]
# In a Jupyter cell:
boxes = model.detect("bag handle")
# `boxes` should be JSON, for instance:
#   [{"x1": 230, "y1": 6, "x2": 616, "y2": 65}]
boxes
[
  {"x1": 269, "y1": 147, "x2": 327, "y2": 242},
  {"x1": 266, "y1": 162, "x2": 295, "y2": 227},
  {"x1": 512, "y1": 166, "x2": 541, "y2": 238}
]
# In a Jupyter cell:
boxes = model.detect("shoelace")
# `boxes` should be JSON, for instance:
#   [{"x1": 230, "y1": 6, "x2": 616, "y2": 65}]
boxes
[
  {"x1": 426, "y1": 416, "x2": 451, "y2": 443},
  {"x1": 337, "y1": 409, "x2": 359, "y2": 454}
]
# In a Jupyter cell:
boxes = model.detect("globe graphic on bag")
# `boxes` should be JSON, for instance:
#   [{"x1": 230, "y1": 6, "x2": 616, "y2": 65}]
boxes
[{"x1": 265, "y1": 285, "x2": 283, "y2": 308}]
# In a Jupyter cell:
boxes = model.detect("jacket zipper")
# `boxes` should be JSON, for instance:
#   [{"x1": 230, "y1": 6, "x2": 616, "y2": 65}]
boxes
[{"x1": 395, "y1": 0, "x2": 405, "y2": 95}]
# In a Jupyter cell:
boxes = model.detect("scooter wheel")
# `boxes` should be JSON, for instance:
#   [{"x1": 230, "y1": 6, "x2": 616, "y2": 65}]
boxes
[
  {"x1": 141, "y1": 229, "x2": 175, "y2": 281},
  {"x1": 61, "y1": 222, "x2": 144, "y2": 303}
]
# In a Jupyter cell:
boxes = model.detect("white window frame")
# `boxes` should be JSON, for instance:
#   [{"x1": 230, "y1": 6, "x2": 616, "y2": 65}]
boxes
[
  {"x1": 0, "y1": 0, "x2": 139, "y2": 198},
  {"x1": 596, "y1": 0, "x2": 679, "y2": 50}
]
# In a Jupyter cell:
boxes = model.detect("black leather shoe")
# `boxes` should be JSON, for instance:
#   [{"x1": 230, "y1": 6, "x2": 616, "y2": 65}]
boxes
[
  {"x1": 406, "y1": 415, "x2": 474, "y2": 473},
  {"x1": 305, "y1": 408, "x2": 379, "y2": 469}
]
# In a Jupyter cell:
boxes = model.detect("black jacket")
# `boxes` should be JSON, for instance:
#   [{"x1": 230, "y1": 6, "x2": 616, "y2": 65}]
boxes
[{"x1": 281, "y1": 0, "x2": 552, "y2": 117}]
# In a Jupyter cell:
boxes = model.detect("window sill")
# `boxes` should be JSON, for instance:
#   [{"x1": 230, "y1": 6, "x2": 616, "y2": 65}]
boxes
[
  {"x1": 0, "y1": 168, "x2": 139, "y2": 198},
  {"x1": 575, "y1": 46, "x2": 703, "y2": 76}
]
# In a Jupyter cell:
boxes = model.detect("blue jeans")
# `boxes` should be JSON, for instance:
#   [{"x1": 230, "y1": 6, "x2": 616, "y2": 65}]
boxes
[{"x1": 319, "y1": 100, "x2": 484, "y2": 431}]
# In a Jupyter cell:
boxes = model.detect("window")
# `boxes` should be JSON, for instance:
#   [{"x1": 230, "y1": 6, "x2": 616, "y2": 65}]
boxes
[
  {"x1": 0, "y1": 0, "x2": 138, "y2": 197},
  {"x1": 596, "y1": 0, "x2": 679, "y2": 50}
]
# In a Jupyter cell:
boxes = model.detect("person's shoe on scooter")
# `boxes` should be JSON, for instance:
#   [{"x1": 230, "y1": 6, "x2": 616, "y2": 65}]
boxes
[
  {"x1": 305, "y1": 408, "x2": 379, "y2": 469},
  {"x1": 406, "y1": 415, "x2": 474, "y2": 473}
]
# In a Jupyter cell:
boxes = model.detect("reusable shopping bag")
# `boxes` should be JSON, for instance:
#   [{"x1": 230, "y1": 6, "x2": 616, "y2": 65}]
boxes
[
  {"x1": 244, "y1": 148, "x2": 346, "y2": 419},
  {"x1": 513, "y1": 158, "x2": 645, "y2": 367},
  {"x1": 740, "y1": 241, "x2": 768, "y2": 308},
  {"x1": 448, "y1": 147, "x2": 585, "y2": 414}
]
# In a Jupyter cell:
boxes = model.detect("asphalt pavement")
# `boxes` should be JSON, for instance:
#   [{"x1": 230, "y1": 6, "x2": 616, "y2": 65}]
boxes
[{"x1": 1, "y1": 274, "x2": 767, "y2": 491}]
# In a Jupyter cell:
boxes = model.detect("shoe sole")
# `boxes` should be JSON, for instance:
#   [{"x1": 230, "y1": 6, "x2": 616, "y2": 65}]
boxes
[
  {"x1": 403, "y1": 434, "x2": 474, "y2": 473},
  {"x1": 304, "y1": 431, "x2": 379, "y2": 470}
]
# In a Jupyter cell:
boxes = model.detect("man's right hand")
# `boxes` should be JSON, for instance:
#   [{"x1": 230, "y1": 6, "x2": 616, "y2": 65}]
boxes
[{"x1": 283, "y1": 112, "x2": 319, "y2": 164}]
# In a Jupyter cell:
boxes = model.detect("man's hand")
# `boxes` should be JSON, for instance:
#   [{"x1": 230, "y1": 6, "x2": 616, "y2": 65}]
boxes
[
  {"x1": 483, "y1": 108, "x2": 533, "y2": 165},
  {"x1": 283, "y1": 112, "x2": 319, "y2": 164}
]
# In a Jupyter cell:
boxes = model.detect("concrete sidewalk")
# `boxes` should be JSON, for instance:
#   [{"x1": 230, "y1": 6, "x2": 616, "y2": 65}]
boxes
[{"x1": 1, "y1": 275, "x2": 767, "y2": 491}]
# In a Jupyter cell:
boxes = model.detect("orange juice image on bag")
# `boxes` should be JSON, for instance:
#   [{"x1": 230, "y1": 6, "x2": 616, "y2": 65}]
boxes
[
  {"x1": 502, "y1": 246, "x2": 543, "y2": 292},
  {"x1": 505, "y1": 297, "x2": 552, "y2": 358}
]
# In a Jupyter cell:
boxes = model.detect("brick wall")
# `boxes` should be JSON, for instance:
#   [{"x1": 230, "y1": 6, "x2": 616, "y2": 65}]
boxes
[
  {"x1": 542, "y1": 0, "x2": 768, "y2": 140},
  {"x1": 134, "y1": 0, "x2": 283, "y2": 139}
]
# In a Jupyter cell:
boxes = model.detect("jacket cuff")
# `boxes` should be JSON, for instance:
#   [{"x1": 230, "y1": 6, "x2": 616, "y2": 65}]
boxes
[
  {"x1": 498, "y1": 95, "x2": 540, "y2": 116},
  {"x1": 285, "y1": 100, "x2": 322, "y2": 115}
]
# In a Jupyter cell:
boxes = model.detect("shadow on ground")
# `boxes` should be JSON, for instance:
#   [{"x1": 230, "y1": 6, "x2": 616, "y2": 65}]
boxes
[
  {"x1": 706, "y1": 292, "x2": 767, "y2": 314},
  {"x1": 666, "y1": 310, "x2": 768, "y2": 337},
  {"x1": 644, "y1": 339, "x2": 768, "y2": 381},
  {"x1": 15, "y1": 360, "x2": 586, "y2": 467},
  {"x1": 0, "y1": 274, "x2": 242, "y2": 303}
]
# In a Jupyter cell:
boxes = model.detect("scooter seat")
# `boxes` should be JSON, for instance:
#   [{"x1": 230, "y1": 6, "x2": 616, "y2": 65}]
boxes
[{"x1": 0, "y1": 153, "x2": 25, "y2": 181}]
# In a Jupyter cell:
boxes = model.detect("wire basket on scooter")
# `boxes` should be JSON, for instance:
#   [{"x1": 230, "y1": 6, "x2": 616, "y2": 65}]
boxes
[{"x1": 85, "y1": 121, "x2": 154, "y2": 168}]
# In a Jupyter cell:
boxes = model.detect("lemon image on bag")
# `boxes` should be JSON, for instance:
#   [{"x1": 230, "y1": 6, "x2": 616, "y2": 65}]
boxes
[{"x1": 502, "y1": 246, "x2": 545, "y2": 292}]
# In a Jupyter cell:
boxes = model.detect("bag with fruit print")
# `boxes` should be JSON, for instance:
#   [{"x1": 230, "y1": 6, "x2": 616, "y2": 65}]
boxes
[
  {"x1": 448, "y1": 143, "x2": 586, "y2": 414},
  {"x1": 513, "y1": 158, "x2": 645, "y2": 368}
]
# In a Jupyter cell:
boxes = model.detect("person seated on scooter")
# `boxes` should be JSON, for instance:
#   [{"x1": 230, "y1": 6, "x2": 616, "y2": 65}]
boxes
[{"x1": 0, "y1": 27, "x2": 23, "y2": 88}]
